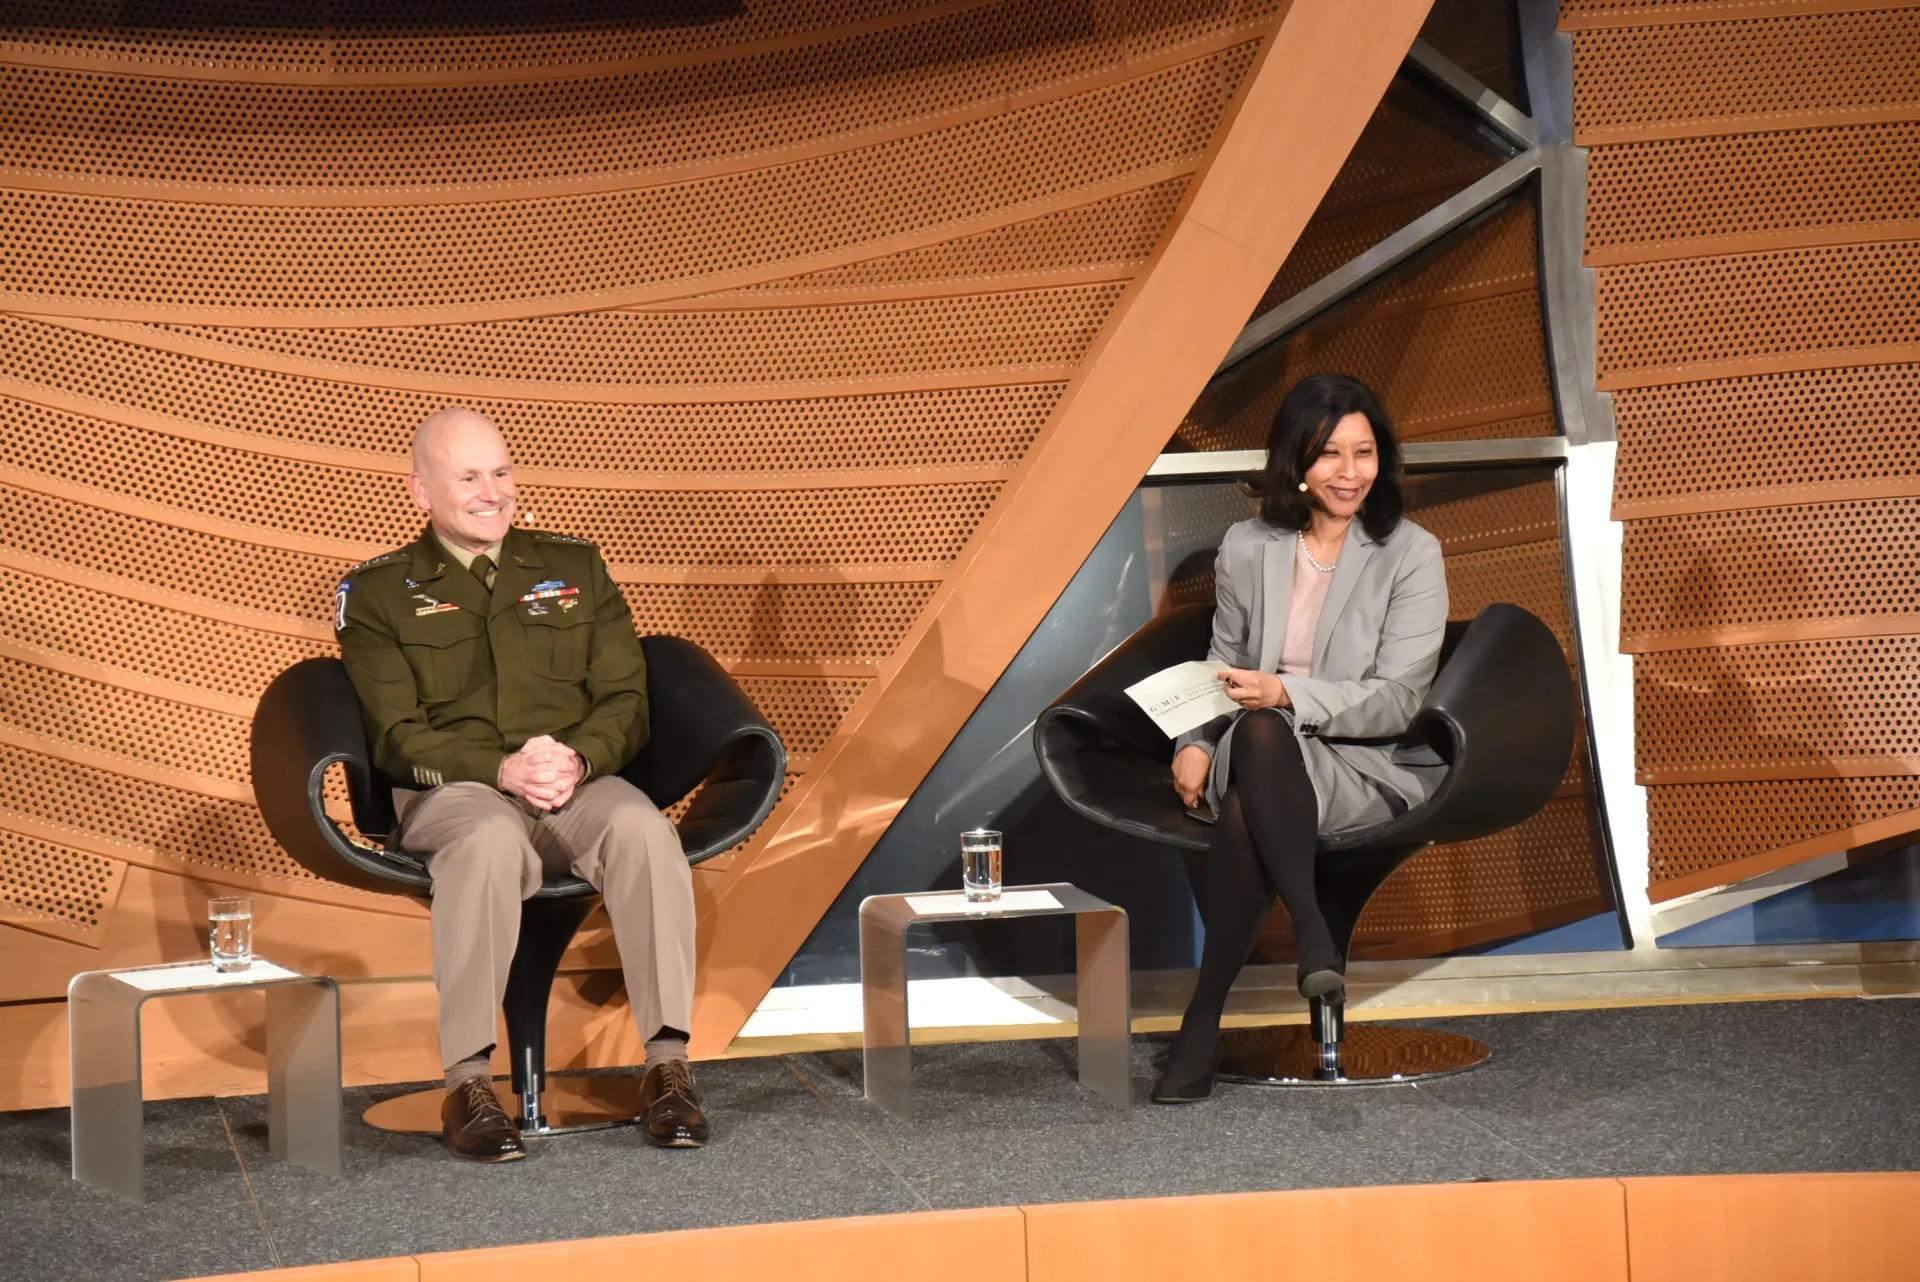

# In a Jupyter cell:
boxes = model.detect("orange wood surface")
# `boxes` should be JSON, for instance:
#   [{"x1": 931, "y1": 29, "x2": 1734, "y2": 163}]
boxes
[
  {"x1": 193, "y1": 1262, "x2": 419, "y2": 1282},
  {"x1": 171, "y1": 1173, "x2": 1920, "y2": 1282},
  {"x1": 415, "y1": 1207, "x2": 1026, "y2": 1282},
  {"x1": 1622, "y1": 1173, "x2": 1920, "y2": 1282},
  {"x1": 1023, "y1": 1180, "x2": 1631, "y2": 1282}
]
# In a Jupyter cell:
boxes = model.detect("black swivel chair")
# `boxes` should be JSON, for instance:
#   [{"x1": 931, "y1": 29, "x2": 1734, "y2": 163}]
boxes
[
  {"x1": 249, "y1": 636, "x2": 785, "y2": 1132},
  {"x1": 1035, "y1": 602, "x2": 1574, "y2": 1083}
]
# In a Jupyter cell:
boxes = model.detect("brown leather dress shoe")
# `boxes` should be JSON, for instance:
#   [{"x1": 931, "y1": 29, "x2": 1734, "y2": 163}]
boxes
[
  {"x1": 440, "y1": 1077, "x2": 527, "y2": 1163},
  {"x1": 637, "y1": 1060, "x2": 709, "y2": 1148}
]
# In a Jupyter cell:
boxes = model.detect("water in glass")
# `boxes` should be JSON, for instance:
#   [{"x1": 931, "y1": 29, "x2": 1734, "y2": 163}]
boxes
[
  {"x1": 209, "y1": 896, "x2": 253, "y2": 972},
  {"x1": 961, "y1": 829, "x2": 1002, "y2": 902}
]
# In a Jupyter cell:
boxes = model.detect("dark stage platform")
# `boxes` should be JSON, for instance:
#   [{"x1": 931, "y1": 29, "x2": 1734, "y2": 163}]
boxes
[{"x1": 13, "y1": 998, "x2": 1919, "y2": 1282}]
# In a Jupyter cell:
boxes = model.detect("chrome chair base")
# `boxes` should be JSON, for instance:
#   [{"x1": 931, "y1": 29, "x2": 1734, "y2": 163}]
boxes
[
  {"x1": 1217, "y1": 1024, "x2": 1491, "y2": 1086},
  {"x1": 361, "y1": 1075, "x2": 645, "y2": 1136}
]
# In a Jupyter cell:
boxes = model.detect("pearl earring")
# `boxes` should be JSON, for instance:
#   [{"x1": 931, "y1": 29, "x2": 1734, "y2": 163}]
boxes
[{"x1": 1297, "y1": 481, "x2": 1309, "y2": 492}]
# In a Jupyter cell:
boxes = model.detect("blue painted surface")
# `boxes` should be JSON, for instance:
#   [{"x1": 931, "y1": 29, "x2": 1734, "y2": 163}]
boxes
[
  {"x1": 1658, "y1": 844, "x2": 1920, "y2": 948},
  {"x1": 1455, "y1": 910, "x2": 1628, "y2": 956}
]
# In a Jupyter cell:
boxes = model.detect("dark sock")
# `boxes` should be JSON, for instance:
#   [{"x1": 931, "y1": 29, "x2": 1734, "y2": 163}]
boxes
[
  {"x1": 1231, "y1": 709, "x2": 1340, "y2": 975},
  {"x1": 645, "y1": 1027, "x2": 690, "y2": 1069},
  {"x1": 444, "y1": 1049, "x2": 493, "y2": 1089}
]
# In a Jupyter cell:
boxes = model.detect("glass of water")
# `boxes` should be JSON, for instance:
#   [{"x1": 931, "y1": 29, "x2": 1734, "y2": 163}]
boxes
[
  {"x1": 208, "y1": 896, "x2": 253, "y2": 972},
  {"x1": 961, "y1": 829, "x2": 1002, "y2": 903}
]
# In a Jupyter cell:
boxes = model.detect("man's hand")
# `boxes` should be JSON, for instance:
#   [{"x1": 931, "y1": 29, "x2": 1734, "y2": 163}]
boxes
[
  {"x1": 498, "y1": 734, "x2": 585, "y2": 811},
  {"x1": 1172, "y1": 744, "x2": 1212, "y2": 808},
  {"x1": 1220, "y1": 668, "x2": 1290, "y2": 711}
]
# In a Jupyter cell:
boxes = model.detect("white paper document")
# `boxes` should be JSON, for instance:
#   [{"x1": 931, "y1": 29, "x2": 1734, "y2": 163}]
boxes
[
  {"x1": 1124, "y1": 660, "x2": 1239, "y2": 737},
  {"x1": 111, "y1": 960, "x2": 302, "y2": 993},
  {"x1": 905, "y1": 889, "x2": 1063, "y2": 916}
]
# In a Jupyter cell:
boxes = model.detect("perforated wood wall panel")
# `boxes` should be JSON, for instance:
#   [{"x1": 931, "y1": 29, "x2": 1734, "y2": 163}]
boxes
[
  {"x1": 1252, "y1": 84, "x2": 1509, "y2": 314},
  {"x1": 1647, "y1": 776, "x2": 1920, "y2": 884},
  {"x1": 1419, "y1": 0, "x2": 1522, "y2": 100},
  {"x1": 1612, "y1": 364, "x2": 1920, "y2": 520},
  {"x1": 3, "y1": 0, "x2": 1413, "y2": 1097},
  {"x1": 0, "y1": 43, "x2": 1259, "y2": 326},
  {"x1": 1177, "y1": 195, "x2": 1554, "y2": 453},
  {"x1": 1573, "y1": 0, "x2": 1920, "y2": 897},
  {"x1": 1586, "y1": 123, "x2": 1920, "y2": 265},
  {"x1": 0, "y1": 831, "x2": 124, "y2": 948},
  {"x1": 1567, "y1": 7, "x2": 1920, "y2": 145}
]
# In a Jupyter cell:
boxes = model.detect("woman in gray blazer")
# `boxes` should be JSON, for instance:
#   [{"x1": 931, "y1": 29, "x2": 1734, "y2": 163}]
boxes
[{"x1": 1156, "y1": 374, "x2": 1448, "y2": 1103}]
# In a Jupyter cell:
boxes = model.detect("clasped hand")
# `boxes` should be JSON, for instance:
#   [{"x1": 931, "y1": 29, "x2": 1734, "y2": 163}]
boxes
[{"x1": 498, "y1": 734, "x2": 584, "y2": 811}]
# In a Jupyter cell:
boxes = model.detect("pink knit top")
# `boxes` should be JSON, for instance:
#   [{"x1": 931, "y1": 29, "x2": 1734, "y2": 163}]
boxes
[{"x1": 1279, "y1": 534, "x2": 1334, "y2": 678}]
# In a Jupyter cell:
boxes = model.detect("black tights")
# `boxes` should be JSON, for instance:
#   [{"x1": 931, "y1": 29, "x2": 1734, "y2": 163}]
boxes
[{"x1": 1172, "y1": 709, "x2": 1337, "y2": 1059}]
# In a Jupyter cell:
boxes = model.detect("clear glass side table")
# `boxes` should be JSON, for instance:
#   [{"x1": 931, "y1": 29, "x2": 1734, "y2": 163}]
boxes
[
  {"x1": 68, "y1": 960, "x2": 342, "y2": 1202},
  {"x1": 859, "y1": 882, "x2": 1131, "y2": 1119}
]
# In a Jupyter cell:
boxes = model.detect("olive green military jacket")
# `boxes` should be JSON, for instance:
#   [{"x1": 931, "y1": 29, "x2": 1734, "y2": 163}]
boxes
[{"x1": 333, "y1": 525, "x2": 649, "y2": 791}]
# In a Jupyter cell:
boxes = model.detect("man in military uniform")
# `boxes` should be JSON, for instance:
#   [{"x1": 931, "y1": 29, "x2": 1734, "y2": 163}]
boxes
[{"x1": 334, "y1": 406, "x2": 705, "y2": 1160}]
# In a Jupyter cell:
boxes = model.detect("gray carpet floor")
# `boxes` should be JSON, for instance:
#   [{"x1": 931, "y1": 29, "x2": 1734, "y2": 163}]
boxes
[{"x1": 10, "y1": 997, "x2": 1917, "y2": 1282}]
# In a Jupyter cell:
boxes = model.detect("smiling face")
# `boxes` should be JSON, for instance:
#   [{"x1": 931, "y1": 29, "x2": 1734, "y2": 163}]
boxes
[
  {"x1": 1301, "y1": 411, "x2": 1378, "y2": 523},
  {"x1": 407, "y1": 409, "x2": 517, "y2": 555}
]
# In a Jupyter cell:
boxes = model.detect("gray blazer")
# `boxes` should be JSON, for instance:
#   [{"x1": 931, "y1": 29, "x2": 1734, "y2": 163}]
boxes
[{"x1": 1173, "y1": 514, "x2": 1450, "y2": 833}]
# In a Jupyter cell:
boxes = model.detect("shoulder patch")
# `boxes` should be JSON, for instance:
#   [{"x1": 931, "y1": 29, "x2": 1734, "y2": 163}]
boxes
[
  {"x1": 333, "y1": 579, "x2": 352, "y2": 631},
  {"x1": 345, "y1": 549, "x2": 407, "y2": 577}
]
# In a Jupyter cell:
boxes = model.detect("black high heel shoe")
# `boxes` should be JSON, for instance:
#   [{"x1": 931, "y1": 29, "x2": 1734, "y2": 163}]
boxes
[
  {"x1": 1151, "y1": 1023, "x2": 1224, "y2": 1104},
  {"x1": 1296, "y1": 947, "x2": 1346, "y2": 1001},
  {"x1": 1298, "y1": 967, "x2": 1346, "y2": 1000}
]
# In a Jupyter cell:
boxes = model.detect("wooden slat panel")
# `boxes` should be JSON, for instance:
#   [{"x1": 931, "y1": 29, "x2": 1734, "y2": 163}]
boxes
[
  {"x1": 1622, "y1": 1173, "x2": 1920, "y2": 1282},
  {"x1": 416, "y1": 1209, "x2": 1027, "y2": 1282},
  {"x1": 1023, "y1": 1181, "x2": 1631, "y2": 1282}
]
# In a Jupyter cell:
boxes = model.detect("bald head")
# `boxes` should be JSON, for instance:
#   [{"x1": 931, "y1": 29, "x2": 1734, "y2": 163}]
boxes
[
  {"x1": 411, "y1": 406, "x2": 503, "y2": 477},
  {"x1": 406, "y1": 407, "x2": 518, "y2": 554}
]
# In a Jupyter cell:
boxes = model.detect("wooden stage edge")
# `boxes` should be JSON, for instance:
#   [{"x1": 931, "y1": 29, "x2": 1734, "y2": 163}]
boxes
[{"x1": 190, "y1": 1173, "x2": 1919, "y2": 1282}]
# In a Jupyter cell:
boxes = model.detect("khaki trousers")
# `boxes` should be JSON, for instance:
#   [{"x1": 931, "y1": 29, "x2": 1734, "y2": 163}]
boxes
[{"x1": 395, "y1": 776, "x2": 695, "y2": 1068}]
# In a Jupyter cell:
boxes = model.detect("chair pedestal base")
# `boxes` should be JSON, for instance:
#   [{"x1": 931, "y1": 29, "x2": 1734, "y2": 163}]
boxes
[
  {"x1": 361, "y1": 1076, "x2": 644, "y2": 1136},
  {"x1": 1217, "y1": 1024, "x2": 1491, "y2": 1086}
]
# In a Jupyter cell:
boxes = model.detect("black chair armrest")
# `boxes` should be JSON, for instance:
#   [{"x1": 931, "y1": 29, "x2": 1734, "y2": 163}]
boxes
[
  {"x1": 1044, "y1": 603, "x2": 1216, "y2": 757},
  {"x1": 1035, "y1": 604, "x2": 1216, "y2": 851},
  {"x1": 1413, "y1": 603, "x2": 1575, "y2": 839},
  {"x1": 621, "y1": 635, "x2": 787, "y2": 864},
  {"x1": 250, "y1": 658, "x2": 428, "y2": 895},
  {"x1": 1323, "y1": 603, "x2": 1574, "y2": 852}
]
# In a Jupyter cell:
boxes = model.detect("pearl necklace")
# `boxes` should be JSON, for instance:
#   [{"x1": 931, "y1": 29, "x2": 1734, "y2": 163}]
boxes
[{"x1": 1297, "y1": 530, "x2": 1338, "y2": 574}]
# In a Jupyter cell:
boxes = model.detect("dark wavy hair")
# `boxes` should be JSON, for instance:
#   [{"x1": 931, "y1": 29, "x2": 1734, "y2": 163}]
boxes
[{"x1": 1246, "y1": 373, "x2": 1403, "y2": 541}]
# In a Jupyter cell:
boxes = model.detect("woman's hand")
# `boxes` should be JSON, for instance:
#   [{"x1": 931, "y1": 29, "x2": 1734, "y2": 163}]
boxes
[
  {"x1": 1172, "y1": 744, "x2": 1212, "y2": 808},
  {"x1": 1219, "y1": 668, "x2": 1290, "y2": 710}
]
